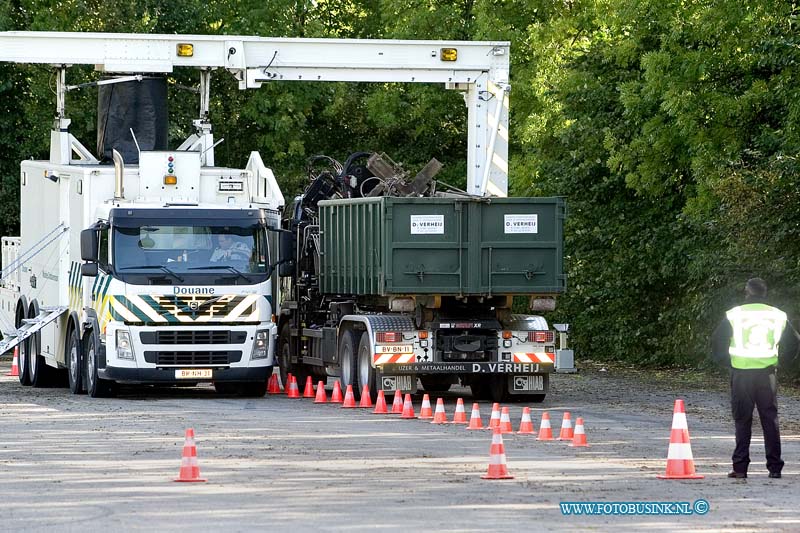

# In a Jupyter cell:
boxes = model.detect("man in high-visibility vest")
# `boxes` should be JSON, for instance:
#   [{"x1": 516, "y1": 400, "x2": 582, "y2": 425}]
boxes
[{"x1": 712, "y1": 278, "x2": 799, "y2": 479}]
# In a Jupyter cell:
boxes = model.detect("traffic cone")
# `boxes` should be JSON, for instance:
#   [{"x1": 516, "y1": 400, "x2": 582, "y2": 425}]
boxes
[
  {"x1": 373, "y1": 390, "x2": 388, "y2": 414},
  {"x1": 466, "y1": 403, "x2": 484, "y2": 430},
  {"x1": 451, "y1": 398, "x2": 467, "y2": 424},
  {"x1": 174, "y1": 428, "x2": 207, "y2": 482},
  {"x1": 400, "y1": 393, "x2": 416, "y2": 419},
  {"x1": 267, "y1": 373, "x2": 282, "y2": 394},
  {"x1": 431, "y1": 398, "x2": 448, "y2": 424},
  {"x1": 481, "y1": 426, "x2": 514, "y2": 480},
  {"x1": 418, "y1": 394, "x2": 433, "y2": 419},
  {"x1": 537, "y1": 412, "x2": 553, "y2": 440},
  {"x1": 487, "y1": 403, "x2": 501, "y2": 430},
  {"x1": 558, "y1": 412, "x2": 574, "y2": 441},
  {"x1": 391, "y1": 390, "x2": 403, "y2": 414},
  {"x1": 331, "y1": 380, "x2": 343, "y2": 403},
  {"x1": 570, "y1": 417, "x2": 589, "y2": 447},
  {"x1": 342, "y1": 385, "x2": 357, "y2": 408},
  {"x1": 314, "y1": 381, "x2": 328, "y2": 403},
  {"x1": 287, "y1": 376, "x2": 301, "y2": 398},
  {"x1": 5, "y1": 347, "x2": 19, "y2": 377},
  {"x1": 657, "y1": 399, "x2": 704, "y2": 479},
  {"x1": 517, "y1": 407, "x2": 535, "y2": 434},
  {"x1": 284, "y1": 373, "x2": 293, "y2": 395},
  {"x1": 359, "y1": 385, "x2": 374, "y2": 408},
  {"x1": 499, "y1": 407, "x2": 513, "y2": 434},
  {"x1": 303, "y1": 376, "x2": 315, "y2": 398}
]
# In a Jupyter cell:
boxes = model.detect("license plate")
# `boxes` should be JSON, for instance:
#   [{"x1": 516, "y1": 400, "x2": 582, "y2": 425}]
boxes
[
  {"x1": 381, "y1": 375, "x2": 414, "y2": 391},
  {"x1": 377, "y1": 345, "x2": 414, "y2": 354},
  {"x1": 175, "y1": 369, "x2": 213, "y2": 379},
  {"x1": 512, "y1": 375, "x2": 545, "y2": 391}
]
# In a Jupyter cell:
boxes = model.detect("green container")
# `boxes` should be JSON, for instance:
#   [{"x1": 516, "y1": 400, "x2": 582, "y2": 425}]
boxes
[{"x1": 319, "y1": 196, "x2": 565, "y2": 296}]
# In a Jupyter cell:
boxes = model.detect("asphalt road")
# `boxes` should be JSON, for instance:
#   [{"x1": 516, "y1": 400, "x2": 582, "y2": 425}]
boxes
[{"x1": 1, "y1": 360, "x2": 798, "y2": 532}]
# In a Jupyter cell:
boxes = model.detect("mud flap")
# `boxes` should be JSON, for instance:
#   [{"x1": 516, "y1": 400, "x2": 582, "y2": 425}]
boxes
[
  {"x1": 376, "y1": 372, "x2": 418, "y2": 394},
  {"x1": 507, "y1": 373, "x2": 549, "y2": 396}
]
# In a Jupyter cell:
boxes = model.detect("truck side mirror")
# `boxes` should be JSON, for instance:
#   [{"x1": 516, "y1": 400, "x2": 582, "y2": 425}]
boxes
[
  {"x1": 80, "y1": 263, "x2": 98, "y2": 277},
  {"x1": 278, "y1": 231, "x2": 294, "y2": 277},
  {"x1": 80, "y1": 228, "x2": 99, "y2": 262}
]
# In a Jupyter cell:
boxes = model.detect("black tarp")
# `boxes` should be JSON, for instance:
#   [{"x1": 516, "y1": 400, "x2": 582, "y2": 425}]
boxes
[{"x1": 97, "y1": 77, "x2": 168, "y2": 164}]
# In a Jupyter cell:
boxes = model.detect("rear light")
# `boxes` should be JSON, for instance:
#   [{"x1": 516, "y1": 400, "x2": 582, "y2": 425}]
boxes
[
  {"x1": 529, "y1": 331, "x2": 555, "y2": 343},
  {"x1": 502, "y1": 331, "x2": 512, "y2": 340},
  {"x1": 376, "y1": 331, "x2": 402, "y2": 343},
  {"x1": 418, "y1": 331, "x2": 429, "y2": 340}
]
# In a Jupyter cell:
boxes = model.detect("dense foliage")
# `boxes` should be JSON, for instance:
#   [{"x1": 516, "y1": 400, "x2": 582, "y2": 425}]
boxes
[{"x1": 2, "y1": 0, "x2": 799, "y2": 368}]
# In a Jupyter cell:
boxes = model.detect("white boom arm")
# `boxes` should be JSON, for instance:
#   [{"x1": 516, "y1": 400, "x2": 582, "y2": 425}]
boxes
[{"x1": 0, "y1": 31, "x2": 510, "y2": 196}]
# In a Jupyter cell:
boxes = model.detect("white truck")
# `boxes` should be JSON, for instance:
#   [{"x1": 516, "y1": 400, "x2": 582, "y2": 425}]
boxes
[{"x1": 0, "y1": 32, "x2": 569, "y2": 399}]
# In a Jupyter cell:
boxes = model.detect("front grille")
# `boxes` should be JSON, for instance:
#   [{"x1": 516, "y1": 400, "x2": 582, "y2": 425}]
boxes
[
  {"x1": 140, "y1": 330, "x2": 247, "y2": 345},
  {"x1": 144, "y1": 350, "x2": 243, "y2": 366}
]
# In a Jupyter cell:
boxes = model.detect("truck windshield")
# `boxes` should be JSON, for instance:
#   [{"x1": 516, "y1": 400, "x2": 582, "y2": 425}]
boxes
[{"x1": 112, "y1": 224, "x2": 269, "y2": 285}]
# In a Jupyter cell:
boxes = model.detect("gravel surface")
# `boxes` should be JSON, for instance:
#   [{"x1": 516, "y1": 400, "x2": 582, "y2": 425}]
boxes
[{"x1": 0, "y1": 358, "x2": 798, "y2": 532}]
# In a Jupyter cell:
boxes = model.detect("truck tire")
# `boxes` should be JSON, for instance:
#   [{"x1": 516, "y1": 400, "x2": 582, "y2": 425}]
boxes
[
  {"x1": 278, "y1": 324, "x2": 308, "y2": 390},
  {"x1": 357, "y1": 332, "x2": 376, "y2": 401},
  {"x1": 66, "y1": 328, "x2": 83, "y2": 394},
  {"x1": 420, "y1": 376, "x2": 451, "y2": 393},
  {"x1": 86, "y1": 330, "x2": 116, "y2": 398},
  {"x1": 338, "y1": 329, "x2": 357, "y2": 395},
  {"x1": 29, "y1": 301, "x2": 54, "y2": 387},
  {"x1": 15, "y1": 303, "x2": 31, "y2": 386}
]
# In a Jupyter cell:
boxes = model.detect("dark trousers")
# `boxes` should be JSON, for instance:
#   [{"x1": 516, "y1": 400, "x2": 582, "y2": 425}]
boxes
[{"x1": 731, "y1": 368, "x2": 783, "y2": 474}]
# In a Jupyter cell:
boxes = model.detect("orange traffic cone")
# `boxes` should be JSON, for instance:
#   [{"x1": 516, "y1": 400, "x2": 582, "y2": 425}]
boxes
[
  {"x1": 451, "y1": 398, "x2": 467, "y2": 424},
  {"x1": 400, "y1": 394, "x2": 416, "y2": 419},
  {"x1": 487, "y1": 403, "x2": 501, "y2": 430},
  {"x1": 5, "y1": 347, "x2": 19, "y2": 377},
  {"x1": 342, "y1": 385, "x2": 357, "y2": 408},
  {"x1": 466, "y1": 403, "x2": 484, "y2": 430},
  {"x1": 287, "y1": 376, "x2": 301, "y2": 398},
  {"x1": 499, "y1": 407, "x2": 513, "y2": 434},
  {"x1": 537, "y1": 412, "x2": 554, "y2": 441},
  {"x1": 418, "y1": 394, "x2": 433, "y2": 419},
  {"x1": 373, "y1": 390, "x2": 388, "y2": 414},
  {"x1": 359, "y1": 385, "x2": 374, "y2": 408},
  {"x1": 267, "y1": 373, "x2": 282, "y2": 394},
  {"x1": 570, "y1": 417, "x2": 589, "y2": 447},
  {"x1": 284, "y1": 373, "x2": 293, "y2": 395},
  {"x1": 482, "y1": 426, "x2": 514, "y2": 480},
  {"x1": 303, "y1": 376, "x2": 315, "y2": 398},
  {"x1": 431, "y1": 398, "x2": 448, "y2": 424},
  {"x1": 391, "y1": 390, "x2": 403, "y2": 414},
  {"x1": 314, "y1": 381, "x2": 328, "y2": 403},
  {"x1": 331, "y1": 380, "x2": 343, "y2": 403},
  {"x1": 517, "y1": 407, "x2": 535, "y2": 435},
  {"x1": 558, "y1": 412, "x2": 574, "y2": 441},
  {"x1": 657, "y1": 399, "x2": 703, "y2": 479},
  {"x1": 174, "y1": 428, "x2": 207, "y2": 482}
]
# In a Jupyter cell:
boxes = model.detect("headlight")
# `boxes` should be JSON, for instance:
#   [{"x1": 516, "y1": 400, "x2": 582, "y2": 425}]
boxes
[
  {"x1": 251, "y1": 330, "x2": 269, "y2": 359},
  {"x1": 116, "y1": 330, "x2": 134, "y2": 360}
]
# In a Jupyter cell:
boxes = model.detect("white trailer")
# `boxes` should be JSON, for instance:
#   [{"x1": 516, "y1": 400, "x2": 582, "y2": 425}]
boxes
[{"x1": 0, "y1": 31, "x2": 519, "y2": 397}]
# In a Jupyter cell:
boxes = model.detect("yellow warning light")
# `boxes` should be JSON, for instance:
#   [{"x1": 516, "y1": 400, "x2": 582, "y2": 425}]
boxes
[
  {"x1": 164, "y1": 175, "x2": 178, "y2": 185},
  {"x1": 176, "y1": 43, "x2": 194, "y2": 57},
  {"x1": 440, "y1": 48, "x2": 458, "y2": 62}
]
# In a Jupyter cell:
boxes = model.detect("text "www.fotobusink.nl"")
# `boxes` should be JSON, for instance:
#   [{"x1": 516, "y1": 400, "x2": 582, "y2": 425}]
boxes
[{"x1": 560, "y1": 499, "x2": 710, "y2": 516}]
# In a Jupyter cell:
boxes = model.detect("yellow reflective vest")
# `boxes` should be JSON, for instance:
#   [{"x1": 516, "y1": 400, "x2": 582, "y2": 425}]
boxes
[{"x1": 726, "y1": 303, "x2": 787, "y2": 369}]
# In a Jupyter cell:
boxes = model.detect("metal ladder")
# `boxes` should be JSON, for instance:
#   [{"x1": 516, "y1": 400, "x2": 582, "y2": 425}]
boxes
[{"x1": 0, "y1": 306, "x2": 68, "y2": 355}]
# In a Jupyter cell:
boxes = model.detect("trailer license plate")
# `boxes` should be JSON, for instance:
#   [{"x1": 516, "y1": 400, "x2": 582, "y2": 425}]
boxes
[
  {"x1": 381, "y1": 375, "x2": 414, "y2": 391},
  {"x1": 513, "y1": 375, "x2": 544, "y2": 391},
  {"x1": 377, "y1": 345, "x2": 413, "y2": 354},
  {"x1": 175, "y1": 369, "x2": 213, "y2": 379}
]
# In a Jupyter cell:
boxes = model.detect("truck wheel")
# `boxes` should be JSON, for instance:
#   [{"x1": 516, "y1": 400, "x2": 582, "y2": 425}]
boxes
[
  {"x1": 15, "y1": 304, "x2": 31, "y2": 386},
  {"x1": 29, "y1": 302, "x2": 53, "y2": 387},
  {"x1": 67, "y1": 328, "x2": 83, "y2": 394},
  {"x1": 357, "y1": 332, "x2": 376, "y2": 401},
  {"x1": 86, "y1": 331, "x2": 115, "y2": 398},
  {"x1": 420, "y1": 376, "x2": 451, "y2": 393},
  {"x1": 485, "y1": 375, "x2": 508, "y2": 403},
  {"x1": 338, "y1": 329, "x2": 357, "y2": 394},
  {"x1": 278, "y1": 325, "x2": 308, "y2": 389}
]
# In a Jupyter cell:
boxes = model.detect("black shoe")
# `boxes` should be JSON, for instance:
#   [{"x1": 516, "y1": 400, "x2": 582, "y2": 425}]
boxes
[
  {"x1": 769, "y1": 472, "x2": 781, "y2": 479},
  {"x1": 727, "y1": 471, "x2": 747, "y2": 479}
]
